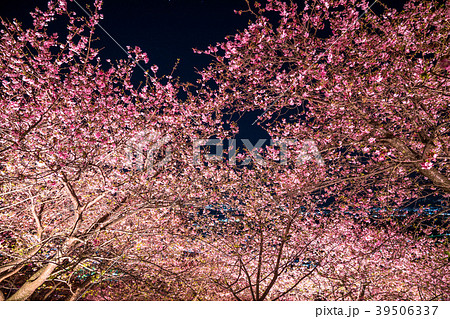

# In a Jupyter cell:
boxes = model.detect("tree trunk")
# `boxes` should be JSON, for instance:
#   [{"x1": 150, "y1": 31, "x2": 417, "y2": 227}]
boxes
[
  {"x1": 388, "y1": 137, "x2": 450, "y2": 193},
  {"x1": 7, "y1": 262, "x2": 58, "y2": 301},
  {"x1": 66, "y1": 277, "x2": 93, "y2": 301}
]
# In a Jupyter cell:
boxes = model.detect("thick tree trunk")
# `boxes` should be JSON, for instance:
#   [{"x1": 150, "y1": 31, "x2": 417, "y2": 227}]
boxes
[
  {"x1": 6, "y1": 237, "x2": 78, "y2": 301},
  {"x1": 7, "y1": 262, "x2": 58, "y2": 301}
]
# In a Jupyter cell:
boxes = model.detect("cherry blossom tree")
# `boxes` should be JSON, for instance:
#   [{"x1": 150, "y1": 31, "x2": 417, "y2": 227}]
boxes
[
  {"x1": 0, "y1": 0, "x2": 213, "y2": 300},
  {"x1": 194, "y1": 0, "x2": 450, "y2": 236},
  {"x1": 1, "y1": 0, "x2": 449, "y2": 301},
  {"x1": 178, "y1": 0, "x2": 450, "y2": 300},
  {"x1": 154, "y1": 164, "x2": 449, "y2": 301}
]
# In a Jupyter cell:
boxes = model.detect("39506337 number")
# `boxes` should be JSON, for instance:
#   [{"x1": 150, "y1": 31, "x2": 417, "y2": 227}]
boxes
[{"x1": 375, "y1": 306, "x2": 438, "y2": 316}]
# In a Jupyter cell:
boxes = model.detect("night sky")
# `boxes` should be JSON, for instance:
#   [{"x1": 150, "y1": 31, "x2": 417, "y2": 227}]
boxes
[
  {"x1": 0, "y1": 0, "x2": 251, "y2": 84},
  {"x1": 0, "y1": 0, "x2": 408, "y2": 82},
  {"x1": 0, "y1": 0, "x2": 407, "y2": 142},
  {"x1": 0, "y1": 0, "x2": 278, "y2": 142}
]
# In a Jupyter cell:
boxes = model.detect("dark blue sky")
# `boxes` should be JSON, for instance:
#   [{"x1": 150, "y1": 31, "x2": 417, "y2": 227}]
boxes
[
  {"x1": 0, "y1": 0, "x2": 407, "y2": 83},
  {"x1": 0, "y1": 0, "x2": 250, "y2": 83}
]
